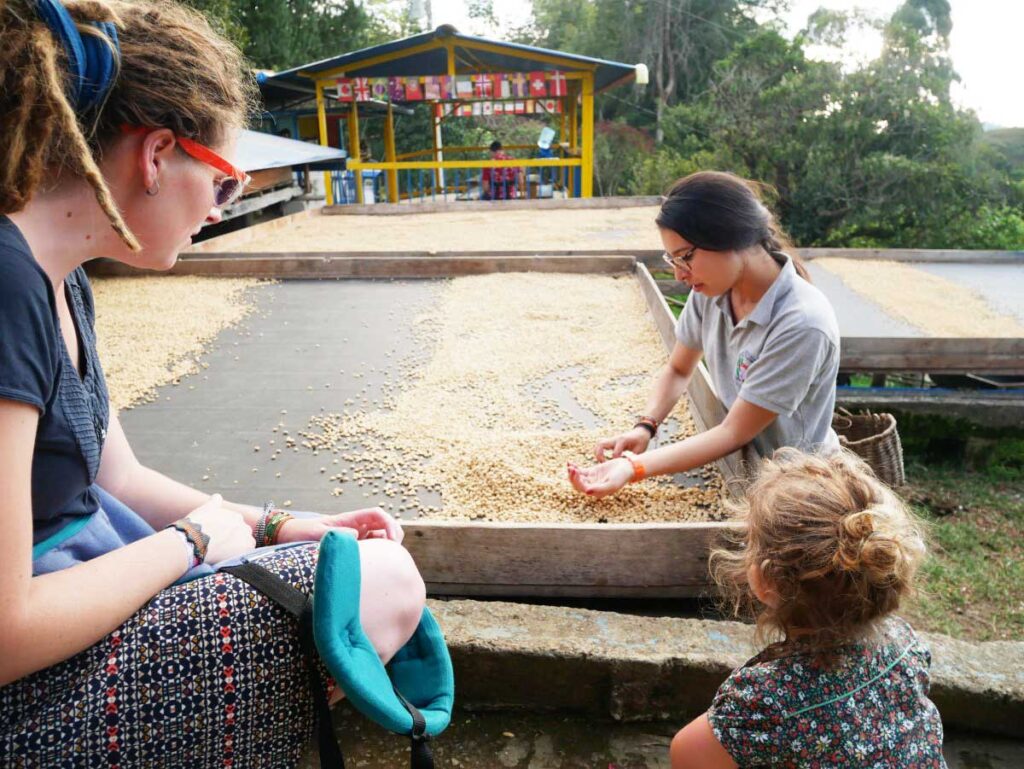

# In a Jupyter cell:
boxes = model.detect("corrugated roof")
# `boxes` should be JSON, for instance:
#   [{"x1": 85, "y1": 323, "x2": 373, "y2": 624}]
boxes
[
  {"x1": 235, "y1": 129, "x2": 346, "y2": 172},
  {"x1": 263, "y1": 25, "x2": 639, "y2": 95}
]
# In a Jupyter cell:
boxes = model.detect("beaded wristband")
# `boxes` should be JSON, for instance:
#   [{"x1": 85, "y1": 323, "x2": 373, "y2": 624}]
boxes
[{"x1": 263, "y1": 511, "x2": 294, "y2": 545}]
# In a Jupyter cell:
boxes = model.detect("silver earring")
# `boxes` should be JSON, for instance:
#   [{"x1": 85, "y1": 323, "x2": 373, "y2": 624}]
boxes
[{"x1": 146, "y1": 181, "x2": 160, "y2": 196}]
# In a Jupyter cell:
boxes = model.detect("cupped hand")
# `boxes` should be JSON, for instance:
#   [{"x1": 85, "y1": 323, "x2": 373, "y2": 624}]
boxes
[
  {"x1": 567, "y1": 457, "x2": 635, "y2": 499},
  {"x1": 593, "y1": 427, "x2": 651, "y2": 463},
  {"x1": 276, "y1": 506, "x2": 404, "y2": 545}
]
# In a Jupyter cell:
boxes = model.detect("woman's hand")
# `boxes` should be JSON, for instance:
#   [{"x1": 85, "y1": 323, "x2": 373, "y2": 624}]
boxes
[
  {"x1": 276, "y1": 507, "x2": 404, "y2": 545},
  {"x1": 593, "y1": 427, "x2": 651, "y2": 463},
  {"x1": 185, "y1": 494, "x2": 256, "y2": 563},
  {"x1": 567, "y1": 458, "x2": 636, "y2": 499}
]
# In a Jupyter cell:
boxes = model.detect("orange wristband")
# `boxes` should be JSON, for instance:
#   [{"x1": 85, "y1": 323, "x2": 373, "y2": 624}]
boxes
[{"x1": 622, "y1": 451, "x2": 646, "y2": 482}]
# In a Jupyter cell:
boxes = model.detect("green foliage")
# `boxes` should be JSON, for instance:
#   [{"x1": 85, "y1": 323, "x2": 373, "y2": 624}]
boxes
[
  {"x1": 984, "y1": 128, "x2": 1024, "y2": 181},
  {"x1": 619, "y1": 1, "x2": 1023, "y2": 249},
  {"x1": 235, "y1": 0, "x2": 380, "y2": 70},
  {"x1": 593, "y1": 121, "x2": 653, "y2": 196}
]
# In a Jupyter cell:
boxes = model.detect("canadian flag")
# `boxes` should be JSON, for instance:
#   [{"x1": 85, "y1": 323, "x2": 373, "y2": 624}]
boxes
[
  {"x1": 473, "y1": 73, "x2": 493, "y2": 98},
  {"x1": 336, "y1": 78, "x2": 354, "y2": 102},
  {"x1": 353, "y1": 78, "x2": 371, "y2": 101}
]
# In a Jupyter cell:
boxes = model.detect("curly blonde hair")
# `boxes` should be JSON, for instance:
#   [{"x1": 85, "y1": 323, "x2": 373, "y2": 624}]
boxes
[
  {"x1": 0, "y1": 0, "x2": 258, "y2": 250},
  {"x1": 711, "y1": 448, "x2": 927, "y2": 653}
]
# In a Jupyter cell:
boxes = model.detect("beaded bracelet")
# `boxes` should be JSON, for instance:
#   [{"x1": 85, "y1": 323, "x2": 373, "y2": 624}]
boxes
[
  {"x1": 255, "y1": 503, "x2": 294, "y2": 547},
  {"x1": 264, "y1": 511, "x2": 294, "y2": 545}
]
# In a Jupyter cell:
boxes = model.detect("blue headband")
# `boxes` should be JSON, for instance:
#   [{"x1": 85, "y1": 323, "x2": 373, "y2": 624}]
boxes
[{"x1": 32, "y1": 0, "x2": 120, "y2": 112}]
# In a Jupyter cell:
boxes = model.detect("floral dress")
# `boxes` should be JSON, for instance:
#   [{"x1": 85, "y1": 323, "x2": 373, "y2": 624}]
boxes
[{"x1": 708, "y1": 617, "x2": 947, "y2": 768}]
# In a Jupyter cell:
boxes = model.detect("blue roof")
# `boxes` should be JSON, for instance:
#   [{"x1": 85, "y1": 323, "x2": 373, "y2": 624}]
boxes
[{"x1": 263, "y1": 25, "x2": 639, "y2": 95}]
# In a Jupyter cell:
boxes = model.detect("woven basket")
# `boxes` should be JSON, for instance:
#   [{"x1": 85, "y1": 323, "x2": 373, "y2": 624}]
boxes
[{"x1": 831, "y1": 408, "x2": 905, "y2": 487}]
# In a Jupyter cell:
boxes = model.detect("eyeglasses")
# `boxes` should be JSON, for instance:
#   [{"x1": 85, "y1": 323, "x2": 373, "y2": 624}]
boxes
[
  {"x1": 661, "y1": 245, "x2": 697, "y2": 271},
  {"x1": 121, "y1": 125, "x2": 251, "y2": 208}
]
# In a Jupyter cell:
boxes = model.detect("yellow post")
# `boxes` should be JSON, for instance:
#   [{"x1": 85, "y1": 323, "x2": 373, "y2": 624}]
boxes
[
  {"x1": 347, "y1": 100, "x2": 362, "y2": 204},
  {"x1": 581, "y1": 71, "x2": 594, "y2": 197},
  {"x1": 568, "y1": 81, "x2": 578, "y2": 196},
  {"x1": 315, "y1": 80, "x2": 334, "y2": 206},
  {"x1": 443, "y1": 39, "x2": 457, "y2": 197},
  {"x1": 384, "y1": 102, "x2": 399, "y2": 203}
]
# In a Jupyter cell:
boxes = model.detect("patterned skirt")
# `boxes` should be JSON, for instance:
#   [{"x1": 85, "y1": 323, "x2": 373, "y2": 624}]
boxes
[{"x1": 1, "y1": 544, "x2": 327, "y2": 769}]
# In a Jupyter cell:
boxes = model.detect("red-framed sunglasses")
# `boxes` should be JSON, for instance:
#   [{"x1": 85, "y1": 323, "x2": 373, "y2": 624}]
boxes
[{"x1": 121, "y1": 125, "x2": 251, "y2": 208}]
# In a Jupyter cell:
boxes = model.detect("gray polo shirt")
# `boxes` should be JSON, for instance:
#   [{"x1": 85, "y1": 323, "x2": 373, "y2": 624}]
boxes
[{"x1": 675, "y1": 253, "x2": 841, "y2": 458}]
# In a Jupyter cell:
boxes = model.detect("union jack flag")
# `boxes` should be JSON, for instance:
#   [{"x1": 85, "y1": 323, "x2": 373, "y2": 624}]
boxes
[{"x1": 353, "y1": 78, "x2": 371, "y2": 101}]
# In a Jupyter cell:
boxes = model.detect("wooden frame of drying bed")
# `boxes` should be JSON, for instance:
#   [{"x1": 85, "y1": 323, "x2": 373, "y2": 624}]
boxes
[{"x1": 90, "y1": 254, "x2": 752, "y2": 598}]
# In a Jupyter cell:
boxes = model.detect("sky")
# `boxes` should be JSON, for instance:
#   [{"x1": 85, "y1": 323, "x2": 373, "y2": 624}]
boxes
[{"x1": 425, "y1": 0, "x2": 1024, "y2": 128}]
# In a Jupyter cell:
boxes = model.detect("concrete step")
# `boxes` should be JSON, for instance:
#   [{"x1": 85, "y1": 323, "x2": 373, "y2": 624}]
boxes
[{"x1": 427, "y1": 599, "x2": 1024, "y2": 739}]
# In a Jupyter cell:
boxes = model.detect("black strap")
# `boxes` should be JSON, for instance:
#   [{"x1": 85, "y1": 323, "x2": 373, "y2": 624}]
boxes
[
  {"x1": 394, "y1": 686, "x2": 434, "y2": 769},
  {"x1": 222, "y1": 562, "x2": 345, "y2": 769}
]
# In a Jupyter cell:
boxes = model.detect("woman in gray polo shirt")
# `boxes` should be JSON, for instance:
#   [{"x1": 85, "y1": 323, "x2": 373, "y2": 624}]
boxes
[{"x1": 568, "y1": 171, "x2": 840, "y2": 498}]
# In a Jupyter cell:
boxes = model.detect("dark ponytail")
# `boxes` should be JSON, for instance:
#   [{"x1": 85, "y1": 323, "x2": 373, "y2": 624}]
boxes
[{"x1": 655, "y1": 171, "x2": 810, "y2": 282}]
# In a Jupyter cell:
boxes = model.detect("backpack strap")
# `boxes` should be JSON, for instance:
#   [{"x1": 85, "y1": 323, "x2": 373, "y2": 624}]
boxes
[
  {"x1": 393, "y1": 685, "x2": 434, "y2": 769},
  {"x1": 222, "y1": 561, "x2": 345, "y2": 769}
]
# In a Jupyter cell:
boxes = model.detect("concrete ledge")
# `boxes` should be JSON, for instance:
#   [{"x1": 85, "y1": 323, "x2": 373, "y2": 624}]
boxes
[{"x1": 426, "y1": 599, "x2": 1024, "y2": 738}]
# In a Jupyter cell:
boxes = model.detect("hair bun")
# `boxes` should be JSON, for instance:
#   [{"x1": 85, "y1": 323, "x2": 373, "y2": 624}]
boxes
[{"x1": 833, "y1": 507, "x2": 907, "y2": 587}]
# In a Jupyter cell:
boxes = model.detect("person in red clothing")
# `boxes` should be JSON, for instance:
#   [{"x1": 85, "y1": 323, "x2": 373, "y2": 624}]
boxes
[{"x1": 482, "y1": 140, "x2": 520, "y2": 200}]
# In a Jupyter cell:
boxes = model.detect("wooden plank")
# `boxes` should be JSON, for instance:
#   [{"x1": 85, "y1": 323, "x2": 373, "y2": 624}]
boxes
[
  {"x1": 87, "y1": 254, "x2": 637, "y2": 279},
  {"x1": 322, "y1": 195, "x2": 663, "y2": 216},
  {"x1": 841, "y1": 337, "x2": 1024, "y2": 374},
  {"x1": 634, "y1": 263, "x2": 752, "y2": 494},
  {"x1": 185, "y1": 244, "x2": 1024, "y2": 266},
  {"x1": 403, "y1": 520, "x2": 740, "y2": 598},
  {"x1": 798, "y1": 247, "x2": 1024, "y2": 265}
]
